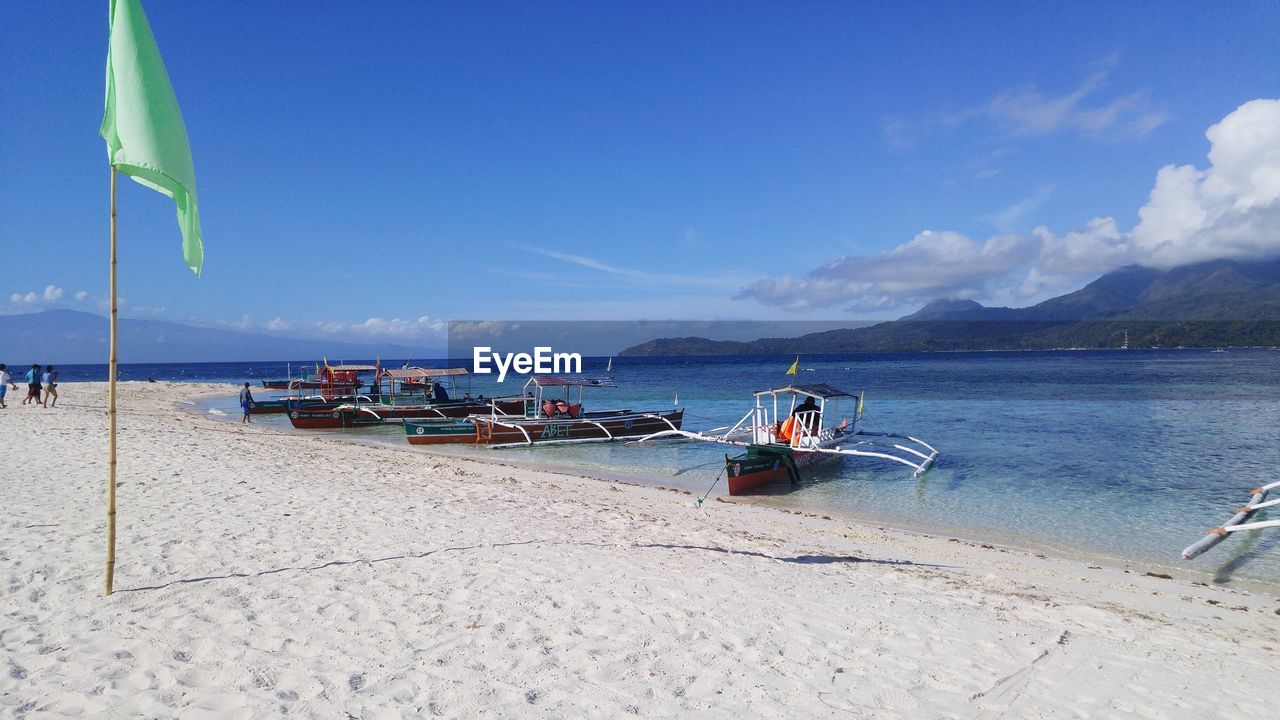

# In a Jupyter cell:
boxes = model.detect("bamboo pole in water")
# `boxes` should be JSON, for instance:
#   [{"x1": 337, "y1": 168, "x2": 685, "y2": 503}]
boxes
[{"x1": 1181, "y1": 480, "x2": 1280, "y2": 560}]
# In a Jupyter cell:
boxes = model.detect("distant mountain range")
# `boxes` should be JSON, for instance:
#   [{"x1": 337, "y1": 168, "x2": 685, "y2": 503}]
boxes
[
  {"x1": 621, "y1": 258, "x2": 1280, "y2": 355},
  {"x1": 0, "y1": 309, "x2": 440, "y2": 364},
  {"x1": 11, "y1": 258, "x2": 1279, "y2": 364}
]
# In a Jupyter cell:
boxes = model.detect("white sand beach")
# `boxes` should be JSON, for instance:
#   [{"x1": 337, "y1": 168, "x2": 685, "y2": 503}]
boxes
[{"x1": 2, "y1": 382, "x2": 1277, "y2": 718}]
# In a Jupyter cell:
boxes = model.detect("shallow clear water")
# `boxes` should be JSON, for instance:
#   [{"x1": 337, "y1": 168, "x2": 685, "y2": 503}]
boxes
[{"x1": 86, "y1": 350, "x2": 1280, "y2": 583}]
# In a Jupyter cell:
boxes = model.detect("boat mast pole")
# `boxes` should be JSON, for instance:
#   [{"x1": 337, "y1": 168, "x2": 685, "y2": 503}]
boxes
[{"x1": 105, "y1": 166, "x2": 119, "y2": 596}]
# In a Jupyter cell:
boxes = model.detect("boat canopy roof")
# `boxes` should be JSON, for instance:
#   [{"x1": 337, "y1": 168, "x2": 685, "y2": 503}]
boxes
[
  {"x1": 753, "y1": 383, "x2": 852, "y2": 400},
  {"x1": 328, "y1": 364, "x2": 378, "y2": 372},
  {"x1": 529, "y1": 375, "x2": 617, "y2": 388},
  {"x1": 381, "y1": 367, "x2": 468, "y2": 379}
]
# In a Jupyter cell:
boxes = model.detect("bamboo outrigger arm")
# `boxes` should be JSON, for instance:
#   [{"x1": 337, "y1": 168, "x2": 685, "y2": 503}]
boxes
[
  {"x1": 584, "y1": 421, "x2": 613, "y2": 440},
  {"x1": 802, "y1": 440, "x2": 937, "y2": 477},
  {"x1": 633, "y1": 428, "x2": 939, "y2": 477},
  {"x1": 482, "y1": 418, "x2": 534, "y2": 445},
  {"x1": 491, "y1": 435, "x2": 634, "y2": 449},
  {"x1": 1182, "y1": 479, "x2": 1280, "y2": 560},
  {"x1": 633, "y1": 413, "x2": 683, "y2": 434},
  {"x1": 632, "y1": 428, "x2": 753, "y2": 447}
]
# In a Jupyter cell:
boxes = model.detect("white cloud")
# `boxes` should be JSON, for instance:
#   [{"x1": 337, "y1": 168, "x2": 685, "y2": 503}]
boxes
[
  {"x1": 1130, "y1": 98, "x2": 1280, "y2": 267},
  {"x1": 886, "y1": 58, "x2": 1168, "y2": 148},
  {"x1": 526, "y1": 246, "x2": 743, "y2": 290},
  {"x1": 738, "y1": 230, "x2": 1038, "y2": 312},
  {"x1": 986, "y1": 81, "x2": 1167, "y2": 140},
  {"x1": 358, "y1": 316, "x2": 447, "y2": 338},
  {"x1": 9, "y1": 285, "x2": 64, "y2": 305},
  {"x1": 1035, "y1": 218, "x2": 1131, "y2": 276},
  {"x1": 74, "y1": 291, "x2": 89, "y2": 301},
  {"x1": 204, "y1": 313, "x2": 446, "y2": 342},
  {"x1": 744, "y1": 98, "x2": 1280, "y2": 314},
  {"x1": 1031, "y1": 98, "x2": 1280, "y2": 275}
]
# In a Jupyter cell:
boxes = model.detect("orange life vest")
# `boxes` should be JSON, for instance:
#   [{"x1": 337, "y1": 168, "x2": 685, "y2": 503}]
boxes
[{"x1": 777, "y1": 416, "x2": 797, "y2": 443}]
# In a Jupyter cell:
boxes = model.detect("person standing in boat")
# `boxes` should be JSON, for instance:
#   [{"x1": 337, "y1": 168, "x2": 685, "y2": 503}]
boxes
[
  {"x1": 779, "y1": 395, "x2": 820, "y2": 442},
  {"x1": 240, "y1": 382, "x2": 255, "y2": 423},
  {"x1": 788, "y1": 394, "x2": 819, "y2": 435}
]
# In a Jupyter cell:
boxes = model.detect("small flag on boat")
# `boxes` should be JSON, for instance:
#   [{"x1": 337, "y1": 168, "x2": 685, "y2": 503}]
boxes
[
  {"x1": 785, "y1": 356, "x2": 799, "y2": 376},
  {"x1": 857, "y1": 392, "x2": 864, "y2": 415},
  {"x1": 100, "y1": 0, "x2": 204, "y2": 275},
  {"x1": 674, "y1": 391, "x2": 679, "y2": 406}
]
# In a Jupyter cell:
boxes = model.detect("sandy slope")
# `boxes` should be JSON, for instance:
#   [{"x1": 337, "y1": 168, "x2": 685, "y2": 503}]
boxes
[{"x1": 2, "y1": 382, "x2": 1277, "y2": 718}]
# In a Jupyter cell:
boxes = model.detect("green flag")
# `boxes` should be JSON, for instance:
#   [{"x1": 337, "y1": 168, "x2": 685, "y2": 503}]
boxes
[{"x1": 100, "y1": 0, "x2": 203, "y2": 275}]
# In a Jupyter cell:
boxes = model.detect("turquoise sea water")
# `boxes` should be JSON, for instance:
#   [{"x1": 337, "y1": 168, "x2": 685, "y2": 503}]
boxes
[{"x1": 83, "y1": 350, "x2": 1280, "y2": 584}]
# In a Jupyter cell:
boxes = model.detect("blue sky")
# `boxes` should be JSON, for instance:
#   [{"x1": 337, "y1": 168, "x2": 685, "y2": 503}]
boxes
[{"x1": 2, "y1": 1, "x2": 1278, "y2": 344}]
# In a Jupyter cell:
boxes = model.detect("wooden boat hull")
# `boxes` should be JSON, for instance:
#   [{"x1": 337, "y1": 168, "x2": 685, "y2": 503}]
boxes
[
  {"x1": 405, "y1": 419, "x2": 482, "y2": 445},
  {"x1": 249, "y1": 399, "x2": 294, "y2": 415},
  {"x1": 725, "y1": 444, "x2": 833, "y2": 495},
  {"x1": 479, "y1": 409, "x2": 683, "y2": 446},
  {"x1": 250, "y1": 396, "x2": 344, "y2": 415},
  {"x1": 252, "y1": 392, "x2": 391, "y2": 415},
  {"x1": 288, "y1": 398, "x2": 525, "y2": 429},
  {"x1": 404, "y1": 410, "x2": 684, "y2": 447}
]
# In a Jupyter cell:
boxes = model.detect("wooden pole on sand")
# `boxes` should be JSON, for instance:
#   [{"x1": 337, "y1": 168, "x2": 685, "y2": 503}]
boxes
[{"x1": 105, "y1": 166, "x2": 118, "y2": 596}]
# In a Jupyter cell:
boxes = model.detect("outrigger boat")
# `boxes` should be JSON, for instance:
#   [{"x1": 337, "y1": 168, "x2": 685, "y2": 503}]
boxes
[
  {"x1": 404, "y1": 375, "x2": 683, "y2": 447},
  {"x1": 253, "y1": 363, "x2": 379, "y2": 415},
  {"x1": 637, "y1": 383, "x2": 938, "y2": 495},
  {"x1": 286, "y1": 367, "x2": 524, "y2": 429},
  {"x1": 262, "y1": 362, "x2": 374, "y2": 393},
  {"x1": 250, "y1": 393, "x2": 369, "y2": 415}
]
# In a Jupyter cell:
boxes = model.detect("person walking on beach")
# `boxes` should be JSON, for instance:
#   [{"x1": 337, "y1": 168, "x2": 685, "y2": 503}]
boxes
[
  {"x1": 42, "y1": 366, "x2": 59, "y2": 408},
  {"x1": 22, "y1": 364, "x2": 41, "y2": 405},
  {"x1": 240, "y1": 382, "x2": 254, "y2": 423},
  {"x1": 0, "y1": 364, "x2": 16, "y2": 409}
]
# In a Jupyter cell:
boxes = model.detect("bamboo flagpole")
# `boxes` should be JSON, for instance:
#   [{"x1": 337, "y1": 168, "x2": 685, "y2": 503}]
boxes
[
  {"x1": 100, "y1": 0, "x2": 205, "y2": 596},
  {"x1": 105, "y1": 167, "x2": 119, "y2": 595}
]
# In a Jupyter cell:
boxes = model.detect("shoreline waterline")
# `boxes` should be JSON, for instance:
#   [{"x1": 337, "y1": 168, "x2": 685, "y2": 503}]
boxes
[{"x1": 188, "y1": 383, "x2": 1280, "y2": 594}]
